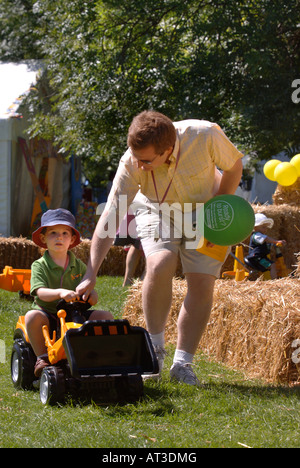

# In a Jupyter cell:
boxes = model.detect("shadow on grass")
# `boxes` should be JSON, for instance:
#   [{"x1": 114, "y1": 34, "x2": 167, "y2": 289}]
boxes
[
  {"x1": 91, "y1": 377, "x2": 300, "y2": 418},
  {"x1": 143, "y1": 379, "x2": 300, "y2": 405},
  {"x1": 201, "y1": 380, "x2": 300, "y2": 399},
  {"x1": 9, "y1": 375, "x2": 298, "y2": 416}
]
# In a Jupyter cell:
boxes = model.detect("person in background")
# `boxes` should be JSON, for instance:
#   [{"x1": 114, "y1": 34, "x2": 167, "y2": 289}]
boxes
[
  {"x1": 245, "y1": 213, "x2": 287, "y2": 279},
  {"x1": 114, "y1": 211, "x2": 145, "y2": 286}
]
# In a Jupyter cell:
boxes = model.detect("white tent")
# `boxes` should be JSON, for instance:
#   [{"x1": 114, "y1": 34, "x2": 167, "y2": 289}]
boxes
[{"x1": 0, "y1": 61, "x2": 71, "y2": 238}]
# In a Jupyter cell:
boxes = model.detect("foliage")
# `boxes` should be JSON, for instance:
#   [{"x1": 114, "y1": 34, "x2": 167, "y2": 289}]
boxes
[
  {"x1": 0, "y1": 0, "x2": 43, "y2": 60},
  {"x1": 0, "y1": 0, "x2": 299, "y2": 184}
]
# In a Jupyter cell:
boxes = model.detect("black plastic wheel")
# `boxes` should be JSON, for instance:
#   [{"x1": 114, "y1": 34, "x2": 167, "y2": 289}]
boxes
[
  {"x1": 11, "y1": 339, "x2": 36, "y2": 389},
  {"x1": 40, "y1": 366, "x2": 66, "y2": 405}
]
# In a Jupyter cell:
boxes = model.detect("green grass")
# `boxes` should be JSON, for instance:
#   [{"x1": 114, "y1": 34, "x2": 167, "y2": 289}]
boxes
[{"x1": 0, "y1": 276, "x2": 300, "y2": 448}]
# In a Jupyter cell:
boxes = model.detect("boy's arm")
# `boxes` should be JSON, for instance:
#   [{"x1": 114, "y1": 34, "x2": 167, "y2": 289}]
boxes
[
  {"x1": 36, "y1": 287, "x2": 79, "y2": 303},
  {"x1": 265, "y1": 237, "x2": 287, "y2": 246},
  {"x1": 37, "y1": 287, "x2": 98, "y2": 305}
]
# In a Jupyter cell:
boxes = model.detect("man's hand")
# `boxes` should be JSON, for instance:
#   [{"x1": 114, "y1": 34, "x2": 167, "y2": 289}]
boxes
[
  {"x1": 76, "y1": 276, "x2": 96, "y2": 302},
  {"x1": 87, "y1": 289, "x2": 98, "y2": 306}
]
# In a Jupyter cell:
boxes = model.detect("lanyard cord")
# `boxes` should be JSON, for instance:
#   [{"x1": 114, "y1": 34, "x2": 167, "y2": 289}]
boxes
[{"x1": 151, "y1": 148, "x2": 181, "y2": 205}]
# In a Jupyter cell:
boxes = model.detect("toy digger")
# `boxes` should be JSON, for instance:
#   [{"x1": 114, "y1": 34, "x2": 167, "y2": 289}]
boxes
[
  {"x1": 0, "y1": 266, "x2": 31, "y2": 298},
  {"x1": 11, "y1": 299, "x2": 158, "y2": 405}
]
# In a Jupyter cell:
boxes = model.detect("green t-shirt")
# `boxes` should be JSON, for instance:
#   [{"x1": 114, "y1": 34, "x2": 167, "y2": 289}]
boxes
[{"x1": 30, "y1": 250, "x2": 87, "y2": 314}]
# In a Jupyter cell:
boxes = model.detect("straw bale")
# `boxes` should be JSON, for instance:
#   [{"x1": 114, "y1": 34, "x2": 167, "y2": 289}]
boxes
[
  {"x1": 202, "y1": 278, "x2": 300, "y2": 385},
  {"x1": 99, "y1": 246, "x2": 127, "y2": 276},
  {"x1": 71, "y1": 239, "x2": 92, "y2": 265},
  {"x1": 123, "y1": 278, "x2": 187, "y2": 341},
  {"x1": 0, "y1": 237, "x2": 41, "y2": 270},
  {"x1": 123, "y1": 277, "x2": 300, "y2": 385},
  {"x1": 72, "y1": 240, "x2": 128, "y2": 275},
  {"x1": 273, "y1": 179, "x2": 300, "y2": 206},
  {"x1": 295, "y1": 253, "x2": 300, "y2": 278}
]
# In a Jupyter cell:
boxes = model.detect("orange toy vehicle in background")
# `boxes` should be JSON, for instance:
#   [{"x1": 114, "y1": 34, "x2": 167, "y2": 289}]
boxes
[{"x1": 0, "y1": 266, "x2": 31, "y2": 297}]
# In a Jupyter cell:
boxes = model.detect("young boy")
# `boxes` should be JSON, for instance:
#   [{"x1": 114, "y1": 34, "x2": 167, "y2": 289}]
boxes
[
  {"x1": 245, "y1": 213, "x2": 287, "y2": 279},
  {"x1": 26, "y1": 208, "x2": 113, "y2": 377}
]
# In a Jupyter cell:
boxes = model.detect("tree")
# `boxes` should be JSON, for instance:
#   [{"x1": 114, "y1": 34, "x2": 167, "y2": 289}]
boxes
[
  {"x1": 1, "y1": 0, "x2": 299, "y2": 185},
  {"x1": 0, "y1": 0, "x2": 43, "y2": 60}
]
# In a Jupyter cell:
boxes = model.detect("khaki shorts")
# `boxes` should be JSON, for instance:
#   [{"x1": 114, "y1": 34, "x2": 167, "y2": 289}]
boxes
[{"x1": 133, "y1": 197, "x2": 229, "y2": 278}]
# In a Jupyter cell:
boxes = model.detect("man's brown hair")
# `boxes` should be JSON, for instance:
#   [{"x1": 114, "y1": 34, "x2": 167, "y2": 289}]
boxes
[{"x1": 127, "y1": 111, "x2": 176, "y2": 154}]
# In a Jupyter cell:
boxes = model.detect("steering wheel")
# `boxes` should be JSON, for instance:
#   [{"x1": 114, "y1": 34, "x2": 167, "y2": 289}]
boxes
[{"x1": 56, "y1": 298, "x2": 91, "y2": 324}]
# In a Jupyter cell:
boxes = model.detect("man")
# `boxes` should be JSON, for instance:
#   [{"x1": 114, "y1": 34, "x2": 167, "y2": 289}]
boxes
[{"x1": 77, "y1": 111, "x2": 243, "y2": 385}]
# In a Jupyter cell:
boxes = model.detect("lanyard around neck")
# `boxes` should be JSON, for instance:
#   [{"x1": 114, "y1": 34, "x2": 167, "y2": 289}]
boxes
[{"x1": 151, "y1": 148, "x2": 181, "y2": 205}]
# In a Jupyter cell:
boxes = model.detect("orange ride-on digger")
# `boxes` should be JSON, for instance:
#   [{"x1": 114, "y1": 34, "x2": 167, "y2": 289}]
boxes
[{"x1": 11, "y1": 300, "x2": 158, "y2": 405}]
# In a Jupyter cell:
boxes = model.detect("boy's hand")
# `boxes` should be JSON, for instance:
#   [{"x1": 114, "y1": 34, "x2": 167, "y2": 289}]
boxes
[
  {"x1": 59, "y1": 289, "x2": 79, "y2": 302},
  {"x1": 276, "y1": 240, "x2": 287, "y2": 247}
]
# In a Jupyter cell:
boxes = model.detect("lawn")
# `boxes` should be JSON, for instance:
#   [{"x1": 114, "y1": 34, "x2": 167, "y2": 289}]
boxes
[{"x1": 0, "y1": 276, "x2": 299, "y2": 449}]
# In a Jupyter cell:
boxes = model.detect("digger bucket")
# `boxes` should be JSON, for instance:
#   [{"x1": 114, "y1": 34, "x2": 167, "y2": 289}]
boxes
[{"x1": 62, "y1": 319, "x2": 159, "y2": 378}]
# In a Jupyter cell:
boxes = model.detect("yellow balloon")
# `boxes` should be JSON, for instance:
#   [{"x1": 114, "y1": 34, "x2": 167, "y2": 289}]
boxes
[
  {"x1": 290, "y1": 154, "x2": 300, "y2": 177},
  {"x1": 263, "y1": 159, "x2": 281, "y2": 181},
  {"x1": 274, "y1": 162, "x2": 298, "y2": 186}
]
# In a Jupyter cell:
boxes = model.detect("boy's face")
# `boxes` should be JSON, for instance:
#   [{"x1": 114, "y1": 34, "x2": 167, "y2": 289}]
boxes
[
  {"x1": 254, "y1": 224, "x2": 268, "y2": 234},
  {"x1": 40, "y1": 225, "x2": 76, "y2": 253}
]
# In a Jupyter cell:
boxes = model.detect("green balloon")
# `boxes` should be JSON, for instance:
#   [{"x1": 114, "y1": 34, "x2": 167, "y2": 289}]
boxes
[{"x1": 204, "y1": 195, "x2": 255, "y2": 246}]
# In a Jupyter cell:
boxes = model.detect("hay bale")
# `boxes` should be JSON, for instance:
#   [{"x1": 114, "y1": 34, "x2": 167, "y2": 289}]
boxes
[
  {"x1": 273, "y1": 179, "x2": 300, "y2": 206},
  {"x1": 0, "y1": 237, "x2": 41, "y2": 270},
  {"x1": 202, "y1": 278, "x2": 300, "y2": 385},
  {"x1": 295, "y1": 253, "x2": 300, "y2": 278},
  {"x1": 123, "y1": 277, "x2": 300, "y2": 385},
  {"x1": 72, "y1": 240, "x2": 128, "y2": 275},
  {"x1": 99, "y1": 245, "x2": 127, "y2": 276},
  {"x1": 71, "y1": 238, "x2": 92, "y2": 265},
  {"x1": 123, "y1": 278, "x2": 186, "y2": 344}
]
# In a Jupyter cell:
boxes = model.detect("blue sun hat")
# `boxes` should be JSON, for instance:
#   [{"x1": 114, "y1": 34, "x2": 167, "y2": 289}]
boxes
[{"x1": 32, "y1": 208, "x2": 81, "y2": 249}]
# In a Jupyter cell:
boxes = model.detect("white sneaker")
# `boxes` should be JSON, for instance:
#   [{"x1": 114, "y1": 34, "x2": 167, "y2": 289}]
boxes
[
  {"x1": 170, "y1": 362, "x2": 200, "y2": 386},
  {"x1": 142, "y1": 345, "x2": 167, "y2": 381}
]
